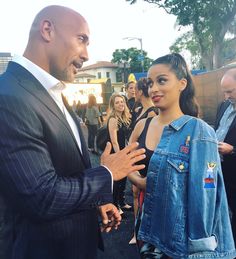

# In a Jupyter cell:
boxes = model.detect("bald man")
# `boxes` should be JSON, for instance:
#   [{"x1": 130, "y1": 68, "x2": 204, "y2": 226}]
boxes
[
  {"x1": 0, "y1": 5, "x2": 145, "y2": 259},
  {"x1": 215, "y1": 68, "x2": 236, "y2": 242}
]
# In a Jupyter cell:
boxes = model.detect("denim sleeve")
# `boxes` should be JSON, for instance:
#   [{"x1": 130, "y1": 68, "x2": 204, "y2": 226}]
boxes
[{"x1": 187, "y1": 129, "x2": 220, "y2": 251}]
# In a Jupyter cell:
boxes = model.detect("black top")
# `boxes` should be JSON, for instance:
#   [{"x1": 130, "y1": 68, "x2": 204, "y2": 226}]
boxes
[
  {"x1": 135, "y1": 117, "x2": 154, "y2": 177},
  {"x1": 135, "y1": 106, "x2": 158, "y2": 126},
  {"x1": 127, "y1": 97, "x2": 136, "y2": 111},
  {"x1": 107, "y1": 117, "x2": 128, "y2": 153},
  {"x1": 126, "y1": 97, "x2": 140, "y2": 136}
]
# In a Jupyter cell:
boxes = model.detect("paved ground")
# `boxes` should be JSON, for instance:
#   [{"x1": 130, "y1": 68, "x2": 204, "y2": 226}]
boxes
[
  {"x1": 98, "y1": 184, "x2": 139, "y2": 258},
  {"x1": 81, "y1": 125, "x2": 139, "y2": 259}
]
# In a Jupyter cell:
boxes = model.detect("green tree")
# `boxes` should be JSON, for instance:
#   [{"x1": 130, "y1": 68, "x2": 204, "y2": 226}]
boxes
[
  {"x1": 169, "y1": 31, "x2": 204, "y2": 69},
  {"x1": 126, "y1": 0, "x2": 236, "y2": 69},
  {"x1": 111, "y1": 47, "x2": 153, "y2": 73},
  {"x1": 170, "y1": 30, "x2": 236, "y2": 69},
  {"x1": 222, "y1": 37, "x2": 236, "y2": 63}
]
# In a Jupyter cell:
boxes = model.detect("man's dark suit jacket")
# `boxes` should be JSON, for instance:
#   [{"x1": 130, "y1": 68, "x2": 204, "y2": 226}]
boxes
[
  {"x1": 0, "y1": 62, "x2": 113, "y2": 259},
  {"x1": 215, "y1": 100, "x2": 236, "y2": 190}
]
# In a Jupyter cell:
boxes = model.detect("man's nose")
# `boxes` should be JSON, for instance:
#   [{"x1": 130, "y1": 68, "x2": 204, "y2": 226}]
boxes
[
  {"x1": 81, "y1": 47, "x2": 89, "y2": 62},
  {"x1": 224, "y1": 93, "x2": 230, "y2": 100}
]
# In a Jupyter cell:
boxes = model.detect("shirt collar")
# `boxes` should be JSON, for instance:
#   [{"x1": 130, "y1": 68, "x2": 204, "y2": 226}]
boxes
[
  {"x1": 12, "y1": 55, "x2": 59, "y2": 91},
  {"x1": 169, "y1": 115, "x2": 193, "y2": 131},
  {"x1": 230, "y1": 102, "x2": 236, "y2": 111}
]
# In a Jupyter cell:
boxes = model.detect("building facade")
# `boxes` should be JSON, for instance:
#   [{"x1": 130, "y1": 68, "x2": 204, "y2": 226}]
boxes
[
  {"x1": 76, "y1": 61, "x2": 120, "y2": 83},
  {"x1": 0, "y1": 52, "x2": 12, "y2": 75}
]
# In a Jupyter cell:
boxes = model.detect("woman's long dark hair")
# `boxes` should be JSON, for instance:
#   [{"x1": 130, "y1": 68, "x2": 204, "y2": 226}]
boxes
[
  {"x1": 151, "y1": 53, "x2": 199, "y2": 117},
  {"x1": 136, "y1": 77, "x2": 149, "y2": 98}
]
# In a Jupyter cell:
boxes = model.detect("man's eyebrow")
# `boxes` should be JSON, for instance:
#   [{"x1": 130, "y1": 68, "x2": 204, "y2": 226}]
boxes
[{"x1": 223, "y1": 88, "x2": 235, "y2": 92}]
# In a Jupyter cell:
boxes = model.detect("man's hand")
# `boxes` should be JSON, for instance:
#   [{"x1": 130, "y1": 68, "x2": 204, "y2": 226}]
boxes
[
  {"x1": 218, "y1": 142, "x2": 233, "y2": 155},
  {"x1": 99, "y1": 203, "x2": 121, "y2": 233},
  {"x1": 100, "y1": 142, "x2": 146, "y2": 181}
]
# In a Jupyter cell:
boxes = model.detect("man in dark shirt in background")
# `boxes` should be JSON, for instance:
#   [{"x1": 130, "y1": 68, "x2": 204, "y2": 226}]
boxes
[{"x1": 215, "y1": 68, "x2": 236, "y2": 242}]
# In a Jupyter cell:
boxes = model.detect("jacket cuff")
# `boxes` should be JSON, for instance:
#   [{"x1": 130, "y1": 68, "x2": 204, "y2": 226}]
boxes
[
  {"x1": 189, "y1": 235, "x2": 217, "y2": 253},
  {"x1": 231, "y1": 146, "x2": 236, "y2": 156}
]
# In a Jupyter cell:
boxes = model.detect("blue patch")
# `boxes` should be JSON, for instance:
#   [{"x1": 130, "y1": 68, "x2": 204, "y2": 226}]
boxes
[
  {"x1": 204, "y1": 162, "x2": 217, "y2": 189},
  {"x1": 204, "y1": 175, "x2": 215, "y2": 188}
]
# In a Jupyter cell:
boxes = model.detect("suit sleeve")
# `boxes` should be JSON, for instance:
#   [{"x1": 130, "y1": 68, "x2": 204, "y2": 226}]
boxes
[{"x1": 0, "y1": 96, "x2": 113, "y2": 221}]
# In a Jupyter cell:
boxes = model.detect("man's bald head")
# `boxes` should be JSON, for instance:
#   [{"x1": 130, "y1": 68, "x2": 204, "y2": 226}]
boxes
[
  {"x1": 24, "y1": 5, "x2": 90, "y2": 82},
  {"x1": 221, "y1": 68, "x2": 236, "y2": 104},
  {"x1": 29, "y1": 5, "x2": 86, "y2": 37}
]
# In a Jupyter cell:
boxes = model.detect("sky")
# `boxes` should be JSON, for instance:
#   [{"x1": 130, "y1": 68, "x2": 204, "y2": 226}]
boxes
[{"x1": 0, "y1": 0, "x2": 183, "y2": 65}]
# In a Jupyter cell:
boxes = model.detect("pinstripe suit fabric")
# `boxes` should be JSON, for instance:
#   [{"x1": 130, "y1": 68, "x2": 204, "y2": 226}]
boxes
[{"x1": 0, "y1": 62, "x2": 113, "y2": 259}]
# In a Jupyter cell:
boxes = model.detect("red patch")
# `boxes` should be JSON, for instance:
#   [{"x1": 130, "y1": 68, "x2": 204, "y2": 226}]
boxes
[{"x1": 180, "y1": 145, "x2": 189, "y2": 154}]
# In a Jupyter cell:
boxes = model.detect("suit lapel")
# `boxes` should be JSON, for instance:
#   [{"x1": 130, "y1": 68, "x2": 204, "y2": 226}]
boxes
[
  {"x1": 7, "y1": 62, "x2": 90, "y2": 168},
  {"x1": 8, "y1": 62, "x2": 68, "y2": 125},
  {"x1": 217, "y1": 100, "x2": 236, "y2": 133},
  {"x1": 229, "y1": 110, "x2": 236, "y2": 133},
  {"x1": 63, "y1": 96, "x2": 91, "y2": 168},
  {"x1": 216, "y1": 101, "x2": 230, "y2": 129}
]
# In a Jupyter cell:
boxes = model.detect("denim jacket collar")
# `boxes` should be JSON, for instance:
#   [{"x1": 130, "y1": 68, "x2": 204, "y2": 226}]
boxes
[{"x1": 169, "y1": 115, "x2": 192, "y2": 131}]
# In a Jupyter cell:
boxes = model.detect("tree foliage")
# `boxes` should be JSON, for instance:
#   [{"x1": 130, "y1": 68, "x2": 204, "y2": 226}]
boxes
[
  {"x1": 111, "y1": 47, "x2": 153, "y2": 73},
  {"x1": 126, "y1": 0, "x2": 236, "y2": 69},
  {"x1": 170, "y1": 30, "x2": 236, "y2": 69},
  {"x1": 169, "y1": 31, "x2": 204, "y2": 69}
]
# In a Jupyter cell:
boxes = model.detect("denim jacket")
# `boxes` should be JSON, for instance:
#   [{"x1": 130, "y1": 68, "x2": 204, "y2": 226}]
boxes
[{"x1": 138, "y1": 115, "x2": 236, "y2": 258}]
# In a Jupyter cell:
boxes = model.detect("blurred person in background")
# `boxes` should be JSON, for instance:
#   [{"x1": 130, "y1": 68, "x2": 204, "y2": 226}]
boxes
[
  {"x1": 125, "y1": 81, "x2": 136, "y2": 111},
  {"x1": 85, "y1": 94, "x2": 102, "y2": 153},
  {"x1": 106, "y1": 93, "x2": 132, "y2": 214},
  {"x1": 125, "y1": 81, "x2": 141, "y2": 138},
  {"x1": 215, "y1": 68, "x2": 236, "y2": 242}
]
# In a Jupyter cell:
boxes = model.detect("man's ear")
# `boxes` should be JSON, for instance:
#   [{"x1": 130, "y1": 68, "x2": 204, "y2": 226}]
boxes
[
  {"x1": 40, "y1": 20, "x2": 54, "y2": 42},
  {"x1": 179, "y1": 78, "x2": 187, "y2": 91}
]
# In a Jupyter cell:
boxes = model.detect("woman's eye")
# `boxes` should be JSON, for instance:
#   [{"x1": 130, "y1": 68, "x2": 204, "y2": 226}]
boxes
[{"x1": 157, "y1": 78, "x2": 167, "y2": 85}]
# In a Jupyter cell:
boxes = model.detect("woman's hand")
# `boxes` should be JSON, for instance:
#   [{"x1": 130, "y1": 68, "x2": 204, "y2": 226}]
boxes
[{"x1": 128, "y1": 171, "x2": 147, "y2": 190}]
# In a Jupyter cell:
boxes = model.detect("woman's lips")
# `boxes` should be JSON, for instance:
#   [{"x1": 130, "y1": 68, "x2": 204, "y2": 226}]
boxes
[{"x1": 152, "y1": 95, "x2": 162, "y2": 102}]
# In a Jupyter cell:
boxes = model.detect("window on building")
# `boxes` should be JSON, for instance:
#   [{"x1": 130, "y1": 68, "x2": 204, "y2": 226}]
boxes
[
  {"x1": 116, "y1": 72, "x2": 122, "y2": 82},
  {"x1": 106, "y1": 72, "x2": 110, "y2": 78},
  {"x1": 0, "y1": 52, "x2": 12, "y2": 75},
  {"x1": 98, "y1": 72, "x2": 101, "y2": 79}
]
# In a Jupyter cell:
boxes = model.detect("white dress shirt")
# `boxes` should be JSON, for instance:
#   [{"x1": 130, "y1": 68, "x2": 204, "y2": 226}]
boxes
[{"x1": 12, "y1": 55, "x2": 82, "y2": 152}]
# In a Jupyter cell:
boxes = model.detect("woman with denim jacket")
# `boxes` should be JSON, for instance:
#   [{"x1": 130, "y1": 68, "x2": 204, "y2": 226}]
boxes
[{"x1": 128, "y1": 53, "x2": 236, "y2": 258}]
